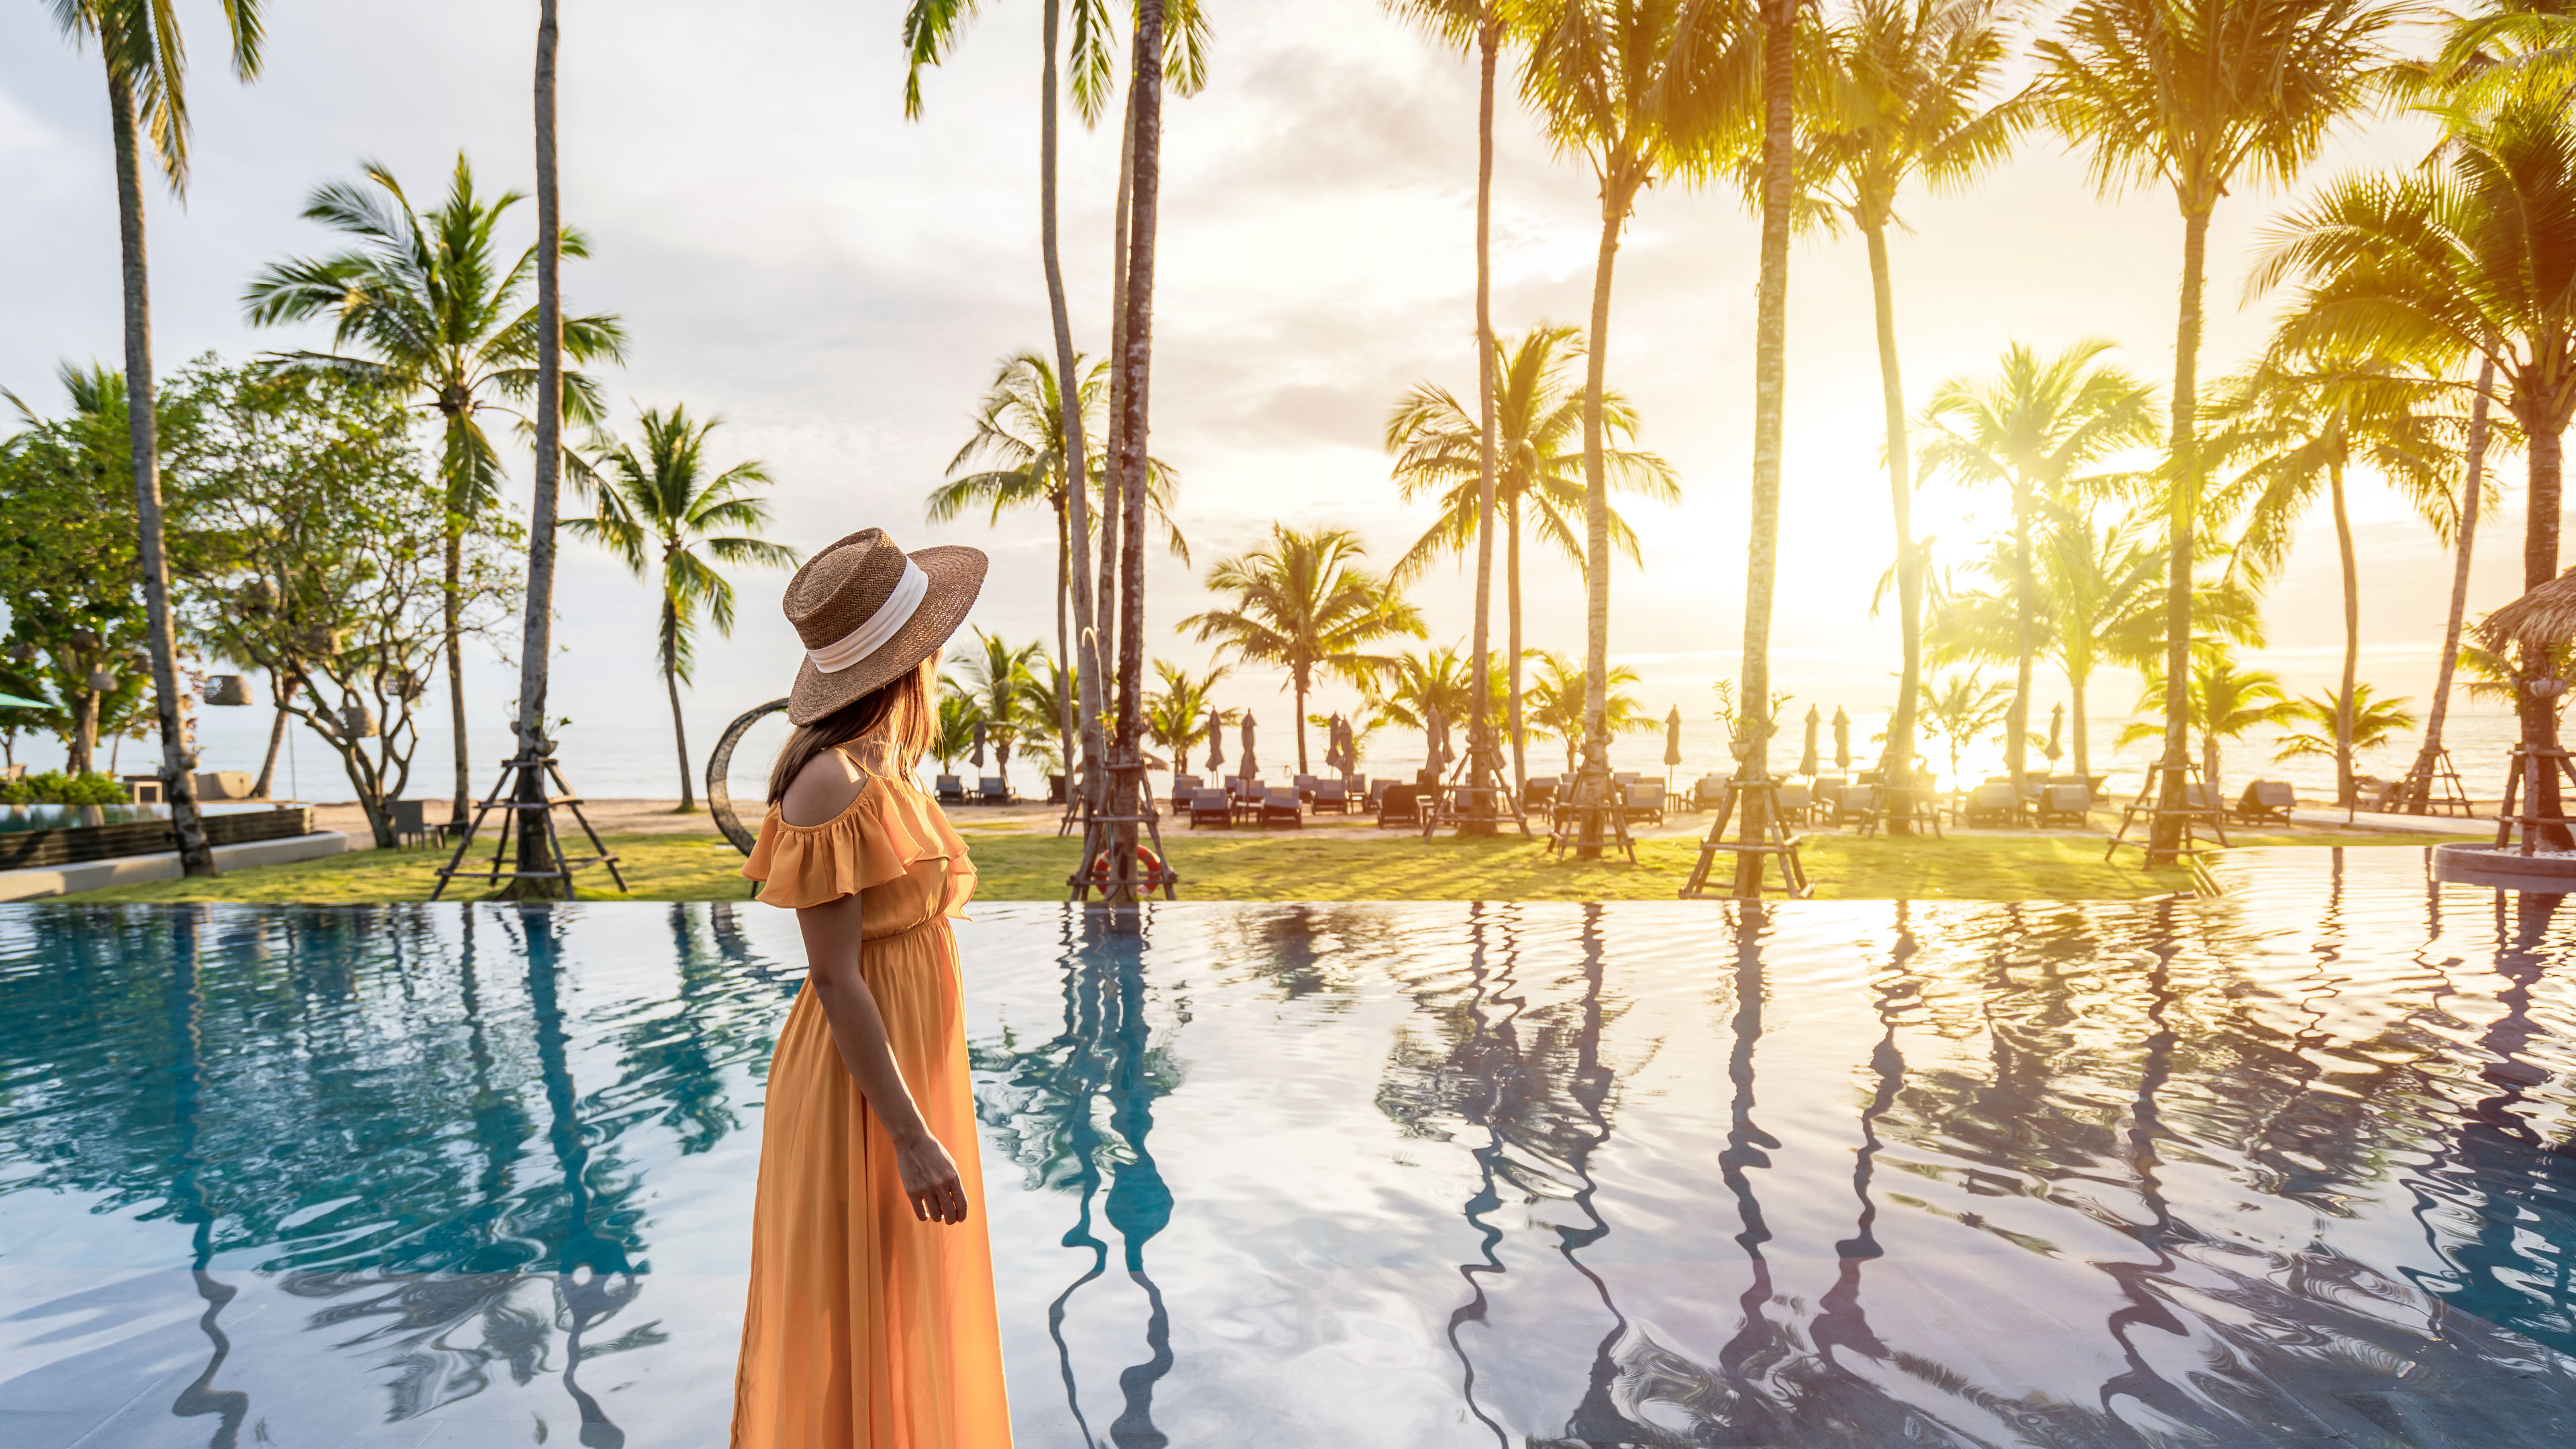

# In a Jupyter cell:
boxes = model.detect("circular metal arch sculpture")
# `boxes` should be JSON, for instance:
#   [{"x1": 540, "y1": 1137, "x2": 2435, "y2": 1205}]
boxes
[{"x1": 707, "y1": 698, "x2": 790, "y2": 855}]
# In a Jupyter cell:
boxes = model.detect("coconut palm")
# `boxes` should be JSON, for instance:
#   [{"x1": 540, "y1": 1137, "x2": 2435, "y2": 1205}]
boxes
[
  {"x1": 1368, "y1": 645, "x2": 1517, "y2": 771},
  {"x1": 1523, "y1": 651, "x2": 1654, "y2": 778},
  {"x1": 1805, "y1": 0, "x2": 2027, "y2": 820},
  {"x1": 1179, "y1": 526, "x2": 1427, "y2": 774},
  {"x1": 1144, "y1": 659, "x2": 1232, "y2": 796},
  {"x1": 1385, "y1": 323, "x2": 1679, "y2": 788},
  {"x1": 2039, "y1": 0, "x2": 2413, "y2": 861},
  {"x1": 932, "y1": 694, "x2": 977, "y2": 775},
  {"x1": 45, "y1": 0, "x2": 271, "y2": 877},
  {"x1": 1519, "y1": 0, "x2": 1748, "y2": 853},
  {"x1": 243, "y1": 156, "x2": 628, "y2": 822},
  {"x1": 926, "y1": 350, "x2": 1187, "y2": 773},
  {"x1": 2208, "y1": 354, "x2": 2455, "y2": 806},
  {"x1": 2273, "y1": 683, "x2": 2419, "y2": 768},
  {"x1": 945, "y1": 631, "x2": 1052, "y2": 794},
  {"x1": 565, "y1": 406, "x2": 798, "y2": 812},
  {"x1": 2118, "y1": 646, "x2": 2299, "y2": 800},
  {"x1": 1916, "y1": 669, "x2": 2013, "y2": 792},
  {"x1": 1918, "y1": 339, "x2": 2158, "y2": 794}
]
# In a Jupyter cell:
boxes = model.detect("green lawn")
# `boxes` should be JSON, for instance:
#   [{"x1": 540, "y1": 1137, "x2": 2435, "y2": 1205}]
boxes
[{"x1": 62, "y1": 823, "x2": 2478, "y2": 906}]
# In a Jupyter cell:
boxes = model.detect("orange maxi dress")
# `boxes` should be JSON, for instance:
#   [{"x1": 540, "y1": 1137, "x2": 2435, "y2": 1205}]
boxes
[{"x1": 731, "y1": 767, "x2": 1014, "y2": 1448}]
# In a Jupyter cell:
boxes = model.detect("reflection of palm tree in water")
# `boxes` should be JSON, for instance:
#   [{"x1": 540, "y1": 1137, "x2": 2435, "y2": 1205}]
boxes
[
  {"x1": 165, "y1": 906, "x2": 251, "y2": 1449},
  {"x1": 972, "y1": 909, "x2": 1177, "y2": 1449}
]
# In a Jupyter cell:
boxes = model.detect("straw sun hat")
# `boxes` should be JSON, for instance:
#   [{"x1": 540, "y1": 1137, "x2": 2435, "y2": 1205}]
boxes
[{"x1": 780, "y1": 528, "x2": 987, "y2": 724}]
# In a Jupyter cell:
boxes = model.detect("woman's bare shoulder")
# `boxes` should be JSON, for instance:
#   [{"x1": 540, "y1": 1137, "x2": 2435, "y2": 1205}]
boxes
[{"x1": 779, "y1": 747, "x2": 869, "y2": 828}]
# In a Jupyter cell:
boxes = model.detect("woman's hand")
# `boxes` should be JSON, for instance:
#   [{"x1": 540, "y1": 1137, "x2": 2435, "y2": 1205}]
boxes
[{"x1": 893, "y1": 1129, "x2": 969, "y2": 1225}]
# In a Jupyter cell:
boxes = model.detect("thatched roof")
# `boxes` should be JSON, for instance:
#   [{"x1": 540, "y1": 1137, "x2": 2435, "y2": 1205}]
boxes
[{"x1": 2477, "y1": 566, "x2": 2576, "y2": 653}]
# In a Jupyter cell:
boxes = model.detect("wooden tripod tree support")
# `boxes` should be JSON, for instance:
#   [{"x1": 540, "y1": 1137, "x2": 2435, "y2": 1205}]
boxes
[
  {"x1": 1858, "y1": 779, "x2": 1942, "y2": 840},
  {"x1": 432, "y1": 747, "x2": 627, "y2": 900},
  {"x1": 1067, "y1": 753, "x2": 1179, "y2": 903},
  {"x1": 1546, "y1": 764, "x2": 1635, "y2": 863},
  {"x1": 2104, "y1": 760, "x2": 2228, "y2": 866},
  {"x1": 2490, "y1": 744, "x2": 2576, "y2": 855},
  {"x1": 1681, "y1": 775, "x2": 1809, "y2": 900},
  {"x1": 2398, "y1": 746, "x2": 2475, "y2": 818},
  {"x1": 1424, "y1": 720, "x2": 1529, "y2": 840}
]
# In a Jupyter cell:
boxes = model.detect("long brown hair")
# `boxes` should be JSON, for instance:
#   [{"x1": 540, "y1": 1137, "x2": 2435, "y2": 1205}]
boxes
[{"x1": 767, "y1": 655, "x2": 936, "y2": 802}]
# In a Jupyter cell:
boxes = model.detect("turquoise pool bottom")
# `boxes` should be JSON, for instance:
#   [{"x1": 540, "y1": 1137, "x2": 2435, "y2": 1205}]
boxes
[{"x1": 2, "y1": 849, "x2": 2574, "y2": 1448}]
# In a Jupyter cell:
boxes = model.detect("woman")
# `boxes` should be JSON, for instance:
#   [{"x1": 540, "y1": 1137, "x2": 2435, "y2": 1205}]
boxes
[{"x1": 731, "y1": 528, "x2": 1012, "y2": 1447}]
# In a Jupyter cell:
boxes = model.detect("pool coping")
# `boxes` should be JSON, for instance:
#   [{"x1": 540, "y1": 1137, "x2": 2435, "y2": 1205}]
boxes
[{"x1": 0, "y1": 831, "x2": 358, "y2": 901}]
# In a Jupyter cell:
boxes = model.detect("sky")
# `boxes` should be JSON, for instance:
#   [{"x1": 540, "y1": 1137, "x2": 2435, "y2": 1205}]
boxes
[{"x1": 0, "y1": 0, "x2": 2533, "y2": 790}]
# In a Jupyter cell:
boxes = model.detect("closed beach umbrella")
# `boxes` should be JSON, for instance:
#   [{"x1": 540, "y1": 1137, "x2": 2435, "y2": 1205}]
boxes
[
  {"x1": 1832, "y1": 707, "x2": 1851, "y2": 772},
  {"x1": 1426, "y1": 705, "x2": 1448, "y2": 775},
  {"x1": 1205, "y1": 708, "x2": 1225, "y2": 773},
  {"x1": 1663, "y1": 706, "x2": 1684, "y2": 768},
  {"x1": 971, "y1": 720, "x2": 987, "y2": 770},
  {"x1": 1799, "y1": 706, "x2": 1821, "y2": 777},
  {"x1": 2044, "y1": 702, "x2": 2065, "y2": 766},
  {"x1": 1240, "y1": 712, "x2": 1258, "y2": 782}
]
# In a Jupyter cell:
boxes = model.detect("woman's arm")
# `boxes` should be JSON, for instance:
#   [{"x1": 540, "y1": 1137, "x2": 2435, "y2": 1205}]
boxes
[{"x1": 794, "y1": 893, "x2": 969, "y2": 1225}]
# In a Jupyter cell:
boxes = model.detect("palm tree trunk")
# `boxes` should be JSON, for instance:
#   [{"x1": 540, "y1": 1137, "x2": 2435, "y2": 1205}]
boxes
[
  {"x1": 1574, "y1": 176, "x2": 1629, "y2": 859},
  {"x1": 1461, "y1": 15, "x2": 1503, "y2": 837},
  {"x1": 2328, "y1": 457, "x2": 2359, "y2": 810},
  {"x1": 2522, "y1": 415, "x2": 2567, "y2": 847},
  {"x1": 2008, "y1": 480, "x2": 2033, "y2": 794},
  {"x1": 1733, "y1": 0, "x2": 1796, "y2": 893},
  {"x1": 513, "y1": 0, "x2": 566, "y2": 896},
  {"x1": 443, "y1": 522, "x2": 471, "y2": 822},
  {"x1": 2070, "y1": 669, "x2": 2090, "y2": 788},
  {"x1": 105, "y1": 69, "x2": 213, "y2": 876},
  {"x1": 1108, "y1": 1, "x2": 1164, "y2": 903},
  {"x1": 1042, "y1": 0, "x2": 1106, "y2": 826},
  {"x1": 1096, "y1": 77, "x2": 1137, "y2": 724},
  {"x1": 252, "y1": 669, "x2": 292, "y2": 798},
  {"x1": 2414, "y1": 360, "x2": 2491, "y2": 811},
  {"x1": 2149, "y1": 205, "x2": 2210, "y2": 864},
  {"x1": 661, "y1": 594, "x2": 695, "y2": 810},
  {"x1": 1053, "y1": 493, "x2": 1074, "y2": 780},
  {"x1": 70, "y1": 686, "x2": 99, "y2": 775},
  {"x1": 1294, "y1": 674, "x2": 1311, "y2": 776},
  {"x1": 1507, "y1": 497, "x2": 1526, "y2": 793},
  {"x1": 1864, "y1": 219, "x2": 1921, "y2": 835}
]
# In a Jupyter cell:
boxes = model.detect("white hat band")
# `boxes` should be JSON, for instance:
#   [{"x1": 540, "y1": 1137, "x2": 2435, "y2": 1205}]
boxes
[{"x1": 806, "y1": 559, "x2": 928, "y2": 674}]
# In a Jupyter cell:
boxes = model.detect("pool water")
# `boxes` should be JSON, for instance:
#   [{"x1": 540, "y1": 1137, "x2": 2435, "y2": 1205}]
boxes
[{"x1": 2, "y1": 849, "x2": 2573, "y2": 1448}]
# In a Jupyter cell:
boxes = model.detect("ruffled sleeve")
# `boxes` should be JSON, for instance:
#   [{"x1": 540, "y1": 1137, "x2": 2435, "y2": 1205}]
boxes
[{"x1": 742, "y1": 776, "x2": 977, "y2": 912}]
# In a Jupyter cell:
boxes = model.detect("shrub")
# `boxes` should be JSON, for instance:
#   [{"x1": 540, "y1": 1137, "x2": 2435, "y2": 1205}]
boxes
[{"x1": 0, "y1": 770, "x2": 129, "y2": 807}]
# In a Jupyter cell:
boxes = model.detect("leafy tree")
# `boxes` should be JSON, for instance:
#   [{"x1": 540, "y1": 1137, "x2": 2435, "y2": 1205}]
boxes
[
  {"x1": 182, "y1": 367, "x2": 521, "y2": 849},
  {"x1": 2118, "y1": 646, "x2": 2298, "y2": 800},
  {"x1": 1144, "y1": 658, "x2": 1232, "y2": 795},
  {"x1": 1524, "y1": 650, "x2": 1654, "y2": 778},
  {"x1": 1915, "y1": 669, "x2": 2012, "y2": 791},
  {"x1": 932, "y1": 694, "x2": 979, "y2": 776},
  {"x1": 1179, "y1": 526, "x2": 1426, "y2": 774},
  {"x1": 1806, "y1": 0, "x2": 2027, "y2": 816},
  {"x1": 566, "y1": 406, "x2": 798, "y2": 812},
  {"x1": 42, "y1": 0, "x2": 268, "y2": 875},
  {"x1": 1385, "y1": 323, "x2": 1678, "y2": 788},
  {"x1": 242, "y1": 156, "x2": 628, "y2": 822},
  {"x1": 1919, "y1": 338, "x2": 2157, "y2": 792},
  {"x1": 944, "y1": 631, "x2": 1053, "y2": 794},
  {"x1": 1368, "y1": 644, "x2": 1515, "y2": 774},
  {"x1": 2273, "y1": 683, "x2": 2418, "y2": 769},
  {"x1": 2039, "y1": 0, "x2": 2412, "y2": 860}
]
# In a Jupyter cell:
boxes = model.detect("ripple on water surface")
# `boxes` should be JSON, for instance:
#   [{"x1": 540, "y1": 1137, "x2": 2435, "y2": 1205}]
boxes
[{"x1": 1, "y1": 848, "x2": 2573, "y2": 1447}]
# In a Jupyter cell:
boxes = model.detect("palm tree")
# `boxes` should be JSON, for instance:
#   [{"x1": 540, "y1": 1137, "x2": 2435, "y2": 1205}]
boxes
[
  {"x1": 1918, "y1": 339, "x2": 2157, "y2": 794},
  {"x1": 1368, "y1": 645, "x2": 1517, "y2": 770},
  {"x1": 1519, "y1": 0, "x2": 1746, "y2": 855},
  {"x1": 1524, "y1": 651, "x2": 1654, "y2": 777},
  {"x1": 932, "y1": 694, "x2": 978, "y2": 776},
  {"x1": 46, "y1": 0, "x2": 270, "y2": 877},
  {"x1": 2036, "y1": 510, "x2": 2167, "y2": 784},
  {"x1": 2118, "y1": 646, "x2": 2299, "y2": 800},
  {"x1": 1179, "y1": 525, "x2": 1427, "y2": 774},
  {"x1": 2209, "y1": 354, "x2": 2453, "y2": 806},
  {"x1": 2039, "y1": 0, "x2": 2412, "y2": 861},
  {"x1": 945, "y1": 631, "x2": 1051, "y2": 794},
  {"x1": 1144, "y1": 659, "x2": 1232, "y2": 796},
  {"x1": 565, "y1": 406, "x2": 798, "y2": 812},
  {"x1": 926, "y1": 350, "x2": 1187, "y2": 773},
  {"x1": 1916, "y1": 669, "x2": 2013, "y2": 791},
  {"x1": 2273, "y1": 683, "x2": 2419, "y2": 769},
  {"x1": 1806, "y1": 0, "x2": 2027, "y2": 822},
  {"x1": 1385, "y1": 323, "x2": 1679, "y2": 789},
  {"x1": 243, "y1": 156, "x2": 628, "y2": 822}
]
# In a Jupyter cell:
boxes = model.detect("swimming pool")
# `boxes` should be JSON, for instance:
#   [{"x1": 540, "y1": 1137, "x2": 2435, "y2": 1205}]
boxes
[{"x1": 1, "y1": 849, "x2": 2571, "y2": 1447}]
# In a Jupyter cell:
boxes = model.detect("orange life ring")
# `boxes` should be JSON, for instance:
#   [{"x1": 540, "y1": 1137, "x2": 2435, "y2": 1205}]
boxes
[{"x1": 1089, "y1": 844, "x2": 1165, "y2": 885}]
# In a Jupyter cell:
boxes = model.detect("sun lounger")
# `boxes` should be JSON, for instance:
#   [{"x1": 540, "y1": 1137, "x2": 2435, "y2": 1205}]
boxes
[
  {"x1": 2228, "y1": 780, "x2": 2294, "y2": 824},
  {"x1": 936, "y1": 774, "x2": 967, "y2": 804},
  {"x1": 1836, "y1": 784, "x2": 1880, "y2": 826},
  {"x1": 1962, "y1": 782, "x2": 2023, "y2": 827},
  {"x1": 1379, "y1": 782, "x2": 1424, "y2": 828},
  {"x1": 1525, "y1": 776, "x2": 1559, "y2": 810},
  {"x1": 1171, "y1": 775, "x2": 1203, "y2": 812},
  {"x1": 1262, "y1": 786, "x2": 1303, "y2": 829},
  {"x1": 978, "y1": 775, "x2": 1010, "y2": 806},
  {"x1": 1293, "y1": 773, "x2": 1318, "y2": 802},
  {"x1": 1346, "y1": 774, "x2": 1368, "y2": 801},
  {"x1": 1693, "y1": 775, "x2": 1729, "y2": 813},
  {"x1": 2034, "y1": 783, "x2": 2089, "y2": 826},
  {"x1": 1814, "y1": 777, "x2": 1846, "y2": 820},
  {"x1": 1189, "y1": 789, "x2": 1232, "y2": 829},
  {"x1": 1048, "y1": 773, "x2": 1068, "y2": 806},
  {"x1": 1776, "y1": 782, "x2": 1811, "y2": 820},
  {"x1": 1313, "y1": 781, "x2": 1349, "y2": 814},
  {"x1": 1621, "y1": 781, "x2": 1664, "y2": 826}
]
